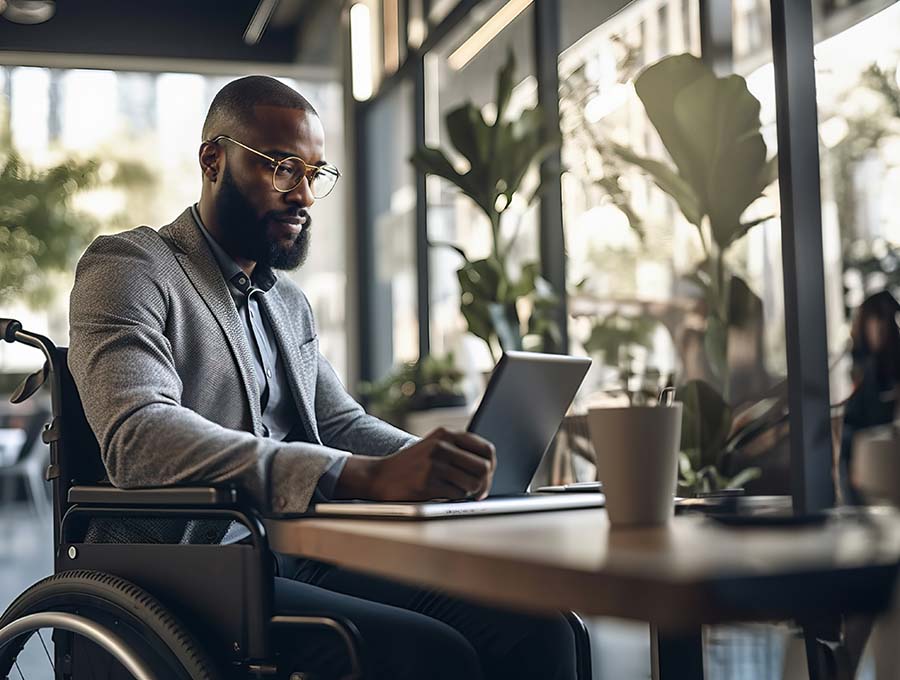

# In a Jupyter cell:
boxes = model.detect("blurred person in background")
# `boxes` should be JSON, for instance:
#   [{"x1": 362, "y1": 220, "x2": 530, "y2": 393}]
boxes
[{"x1": 840, "y1": 290, "x2": 900, "y2": 500}]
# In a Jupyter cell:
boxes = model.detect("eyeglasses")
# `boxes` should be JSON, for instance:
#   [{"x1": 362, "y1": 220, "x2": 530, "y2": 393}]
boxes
[{"x1": 209, "y1": 135, "x2": 341, "y2": 199}]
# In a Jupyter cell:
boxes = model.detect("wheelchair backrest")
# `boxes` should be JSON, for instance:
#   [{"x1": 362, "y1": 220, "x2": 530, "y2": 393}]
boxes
[
  {"x1": 54, "y1": 346, "x2": 107, "y2": 488},
  {"x1": 40, "y1": 345, "x2": 108, "y2": 550}
]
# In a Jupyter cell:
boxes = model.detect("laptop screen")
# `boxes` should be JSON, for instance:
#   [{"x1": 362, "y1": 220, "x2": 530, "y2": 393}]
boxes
[{"x1": 467, "y1": 352, "x2": 591, "y2": 496}]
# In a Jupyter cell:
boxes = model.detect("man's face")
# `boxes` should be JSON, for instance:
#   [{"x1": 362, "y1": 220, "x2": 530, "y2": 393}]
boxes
[{"x1": 212, "y1": 106, "x2": 327, "y2": 271}]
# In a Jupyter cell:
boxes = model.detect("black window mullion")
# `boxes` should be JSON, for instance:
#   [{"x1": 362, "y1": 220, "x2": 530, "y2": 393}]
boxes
[{"x1": 770, "y1": 0, "x2": 835, "y2": 514}]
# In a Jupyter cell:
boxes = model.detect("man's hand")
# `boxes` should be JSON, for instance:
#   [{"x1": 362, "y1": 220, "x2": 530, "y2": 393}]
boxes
[{"x1": 334, "y1": 428, "x2": 496, "y2": 502}]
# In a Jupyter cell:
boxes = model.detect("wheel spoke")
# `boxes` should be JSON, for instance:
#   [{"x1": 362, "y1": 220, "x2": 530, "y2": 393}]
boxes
[{"x1": 36, "y1": 630, "x2": 53, "y2": 670}]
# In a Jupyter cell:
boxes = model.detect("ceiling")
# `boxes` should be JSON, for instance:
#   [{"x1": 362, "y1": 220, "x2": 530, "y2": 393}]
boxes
[{"x1": 0, "y1": 0, "x2": 343, "y2": 69}]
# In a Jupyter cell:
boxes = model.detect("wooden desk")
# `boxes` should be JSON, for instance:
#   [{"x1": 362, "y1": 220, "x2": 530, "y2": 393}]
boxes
[{"x1": 266, "y1": 507, "x2": 900, "y2": 678}]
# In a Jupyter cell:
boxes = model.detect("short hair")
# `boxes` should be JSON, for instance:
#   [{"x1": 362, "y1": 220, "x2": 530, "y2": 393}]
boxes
[{"x1": 201, "y1": 75, "x2": 318, "y2": 141}]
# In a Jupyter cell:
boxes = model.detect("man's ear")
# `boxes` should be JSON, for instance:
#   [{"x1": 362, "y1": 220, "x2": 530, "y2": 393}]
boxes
[{"x1": 199, "y1": 142, "x2": 221, "y2": 182}]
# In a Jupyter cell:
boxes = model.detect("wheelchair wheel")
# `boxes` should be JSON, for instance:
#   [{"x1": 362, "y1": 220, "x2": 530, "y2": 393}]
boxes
[{"x1": 0, "y1": 570, "x2": 220, "y2": 679}]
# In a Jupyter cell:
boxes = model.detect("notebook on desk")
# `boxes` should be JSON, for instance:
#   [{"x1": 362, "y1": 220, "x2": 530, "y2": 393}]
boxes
[{"x1": 313, "y1": 351, "x2": 604, "y2": 519}]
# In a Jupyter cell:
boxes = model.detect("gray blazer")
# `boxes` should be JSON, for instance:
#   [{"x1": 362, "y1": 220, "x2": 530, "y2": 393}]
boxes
[{"x1": 68, "y1": 207, "x2": 416, "y2": 520}]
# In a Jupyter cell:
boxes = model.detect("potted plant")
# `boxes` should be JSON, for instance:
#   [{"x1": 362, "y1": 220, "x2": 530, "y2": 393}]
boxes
[
  {"x1": 614, "y1": 54, "x2": 778, "y2": 398},
  {"x1": 411, "y1": 49, "x2": 562, "y2": 361},
  {"x1": 610, "y1": 54, "x2": 777, "y2": 493},
  {"x1": 359, "y1": 353, "x2": 467, "y2": 431}
]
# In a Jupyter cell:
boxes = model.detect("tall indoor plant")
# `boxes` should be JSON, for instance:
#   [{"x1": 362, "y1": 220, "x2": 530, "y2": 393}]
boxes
[
  {"x1": 615, "y1": 54, "x2": 778, "y2": 397},
  {"x1": 411, "y1": 50, "x2": 562, "y2": 361},
  {"x1": 613, "y1": 54, "x2": 777, "y2": 493}
]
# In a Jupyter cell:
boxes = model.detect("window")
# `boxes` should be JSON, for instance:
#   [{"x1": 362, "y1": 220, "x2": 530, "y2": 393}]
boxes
[
  {"x1": 364, "y1": 80, "x2": 419, "y2": 375},
  {"x1": 559, "y1": 0, "x2": 790, "y2": 495},
  {"x1": 812, "y1": 0, "x2": 900, "y2": 500},
  {"x1": 424, "y1": 0, "x2": 539, "y2": 378},
  {"x1": 0, "y1": 67, "x2": 348, "y2": 380}
]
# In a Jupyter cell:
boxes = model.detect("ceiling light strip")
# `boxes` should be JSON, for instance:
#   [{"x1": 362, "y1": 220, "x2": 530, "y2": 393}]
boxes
[{"x1": 447, "y1": 0, "x2": 534, "y2": 71}]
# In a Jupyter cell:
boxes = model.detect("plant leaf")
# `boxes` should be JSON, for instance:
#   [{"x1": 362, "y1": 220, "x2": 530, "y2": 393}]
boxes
[
  {"x1": 677, "y1": 379, "x2": 732, "y2": 470},
  {"x1": 672, "y1": 70, "x2": 768, "y2": 248},
  {"x1": 495, "y1": 48, "x2": 516, "y2": 124},
  {"x1": 446, "y1": 103, "x2": 491, "y2": 182},
  {"x1": 633, "y1": 54, "x2": 710, "y2": 191},
  {"x1": 726, "y1": 466, "x2": 762, "y2": 490},
  {"x1": 727, "y1": 275, "x2": 762, "y2": 330},
  {"x1": 488, "y1": 302, "x2": 523, "y2": 351},
  {"x1": 724, "y1": 214, "x2": 774, "y2": 251},
  {"x1": 613, "y1": 144, "x2": 703, "y2": 227},
  {"x1": 410, "y1": 147, "x2": 493, "y2": 218},
  {"x1": 705, "y1": 314, "x2": 728, "y2": 382}
]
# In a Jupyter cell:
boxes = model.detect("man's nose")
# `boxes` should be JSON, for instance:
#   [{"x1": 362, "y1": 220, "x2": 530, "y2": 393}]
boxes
[{"x1": 285, "y1": 175, "x2": 315, "y2": 207}]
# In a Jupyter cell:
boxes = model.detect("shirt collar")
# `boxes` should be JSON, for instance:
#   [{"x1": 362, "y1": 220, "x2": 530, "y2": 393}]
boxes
[{"x1": 190, "y1": 204, "x2": 277, "y2": 293}]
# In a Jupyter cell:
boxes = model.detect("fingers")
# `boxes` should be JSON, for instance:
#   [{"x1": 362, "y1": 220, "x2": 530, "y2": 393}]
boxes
[
  {"x1": 432, "y1": 459, "x2": 482, "y2": 497},
  {"x1": 433, "y1": 440, "x2": 493, "y2": 479},
  {"x1": 429, "y1": 428, "x2": 497, "y2": 469},
  {"x1": 430, "y1": 479, "x2": 470, "y2": 501}
]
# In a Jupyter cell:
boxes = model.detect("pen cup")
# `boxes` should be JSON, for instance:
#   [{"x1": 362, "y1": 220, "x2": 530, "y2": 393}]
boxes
[{"x1": 586, "y1": 403, "x2": 683, "y2": 527}]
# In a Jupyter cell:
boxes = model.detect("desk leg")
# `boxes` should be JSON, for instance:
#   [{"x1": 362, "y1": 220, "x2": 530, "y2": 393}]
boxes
[{"x1": 650, "y1": 625, "x2": 704, "y2": 680}]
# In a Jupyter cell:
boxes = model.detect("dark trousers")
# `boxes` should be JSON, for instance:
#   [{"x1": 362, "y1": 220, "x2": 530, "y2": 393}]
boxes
[{"x1": 272, "y1": 555, "x2": 578, "y2": 680}]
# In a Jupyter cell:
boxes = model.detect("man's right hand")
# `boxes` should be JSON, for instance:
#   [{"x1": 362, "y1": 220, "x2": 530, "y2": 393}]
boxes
[{"x1": 333, "y1": 428, "x2": 496, "y2": 502}]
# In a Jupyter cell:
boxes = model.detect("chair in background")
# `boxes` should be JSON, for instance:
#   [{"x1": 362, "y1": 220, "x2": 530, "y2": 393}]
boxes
[{"x1": 0, "y1": 406, "x2": 51, "y2": 517}]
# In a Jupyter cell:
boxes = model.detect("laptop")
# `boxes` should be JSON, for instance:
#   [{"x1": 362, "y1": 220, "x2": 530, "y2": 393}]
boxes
[{"x1": 313, "y1": 351, "x2": 605, "y2": 519}]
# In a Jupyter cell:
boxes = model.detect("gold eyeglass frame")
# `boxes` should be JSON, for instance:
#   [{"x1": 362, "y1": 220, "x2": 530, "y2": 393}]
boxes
[{"x1": 208, "y1": 134, "x2": 341, "y2": 198}]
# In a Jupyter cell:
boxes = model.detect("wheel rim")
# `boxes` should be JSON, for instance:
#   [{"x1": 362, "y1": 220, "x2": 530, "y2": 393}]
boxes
[{"x1": 0, "y1": 612, "x2": 158, "y2": 680}]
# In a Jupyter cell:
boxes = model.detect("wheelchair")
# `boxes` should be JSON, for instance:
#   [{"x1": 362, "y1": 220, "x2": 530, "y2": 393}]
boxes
[{"x1": 0, "y1": 319, "x2": 593, "y2": 679}]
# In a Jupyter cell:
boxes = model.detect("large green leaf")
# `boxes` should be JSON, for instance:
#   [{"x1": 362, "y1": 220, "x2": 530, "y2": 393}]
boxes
[
  {"x1": 614, "y1": 144, "x2": 702, "y2": 227},
  {"x1": 673, "y1": 73, "x2": 768, "y2": 248},
  {"x1": 631, "y1": 54, "x2": 775, "y2": 251},
  {"x1": 727, "y1": 275, "x2": 762, "y2": 329},
  {"x1": 410, "y1": 147, "x2": 492, "y2": 218},
  {"x1": 507, "y1": 261, "x2": 539, "y2": 300},
  {"x1": 446, "y1": 103, "x2": 492, "y2": 183},
  {"x1": 677, "y1": 379, "x2": 732, "y2": 470},
  {"x1": 633, "y1": 54, "x2": 710, "y2": 191}
]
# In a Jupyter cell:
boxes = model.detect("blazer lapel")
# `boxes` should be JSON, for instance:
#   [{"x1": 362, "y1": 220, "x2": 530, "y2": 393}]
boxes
[
  {"x1": 259, "y1": 289, "x2": 322, "y2": 444},
  {"x1": 161, "y1": 209, "x2": 263, "y2": 434}
]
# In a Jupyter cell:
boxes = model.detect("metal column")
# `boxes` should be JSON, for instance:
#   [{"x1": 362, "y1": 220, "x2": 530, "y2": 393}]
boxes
[
  {"x1": 770, "y1": 0, "x2": 835, "y2": 514},
  {"x1": 533, "y1": 0, "x2": 568, "y2": 353}
]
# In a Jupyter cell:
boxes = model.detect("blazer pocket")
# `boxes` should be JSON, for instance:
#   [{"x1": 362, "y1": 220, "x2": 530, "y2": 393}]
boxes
[
  {"x1": 296, "y1": 335, "x2": 319, "y2": 378},
  {"x1": 298, "y1": 334, "x2": 318, "y2": 352}
]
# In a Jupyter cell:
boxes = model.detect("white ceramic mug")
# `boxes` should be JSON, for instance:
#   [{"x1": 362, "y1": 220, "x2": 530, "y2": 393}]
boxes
[
  {"x1": 851, "y1": 424, "x2": 900, "y2": 506},
  {"x1": 587, "y1": 403, "x2": 683, "y2": 526}
]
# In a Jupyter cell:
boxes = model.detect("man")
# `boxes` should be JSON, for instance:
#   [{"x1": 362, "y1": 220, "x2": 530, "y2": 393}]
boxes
[{"x1": 68, "y1": 75, "x2": 576, "y2": 679}]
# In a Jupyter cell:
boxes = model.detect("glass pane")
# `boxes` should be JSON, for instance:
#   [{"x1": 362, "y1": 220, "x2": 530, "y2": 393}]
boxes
[
  {"x1": 0, "y1": 69, "x2": 348, "y2": 380},
  {"x1": 813, "y1": 0, "x2": 900, "y2": 501},
  {"x1": 365, "y1": 79, "x2": 419, "y2": 377},
  {"x1": 559, "y1": 0, "x2": 788, "y2": 496},
  {"x1": 425, "y1": 0, "x2": 538, "y2": 380}
]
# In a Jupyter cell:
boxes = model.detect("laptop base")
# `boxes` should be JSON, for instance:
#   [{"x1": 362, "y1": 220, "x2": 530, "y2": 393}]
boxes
[{"x1": 313, "y1": 492, "x2": 606, "y2": 519}]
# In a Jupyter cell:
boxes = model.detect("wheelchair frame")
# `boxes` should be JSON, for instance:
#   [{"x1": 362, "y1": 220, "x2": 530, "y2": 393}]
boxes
[{"x1": 0, "y1": 318, "x2": 591, "y2": 680}]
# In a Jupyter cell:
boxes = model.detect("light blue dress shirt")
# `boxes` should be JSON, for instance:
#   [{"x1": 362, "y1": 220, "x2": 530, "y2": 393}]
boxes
[{"x1": 191, "y1": 205, "x2": 344, "y2": 500}]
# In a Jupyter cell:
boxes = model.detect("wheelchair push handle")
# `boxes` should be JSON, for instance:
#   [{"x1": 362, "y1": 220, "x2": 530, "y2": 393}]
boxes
[{"x1": 0, "y1": 318, "x2": 23, "y2": 343}]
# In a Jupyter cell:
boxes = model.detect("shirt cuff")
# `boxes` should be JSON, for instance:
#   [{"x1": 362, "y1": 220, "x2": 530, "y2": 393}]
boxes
[{"x1": 313, "y1": 456, "x2": 349, "y2": 501}]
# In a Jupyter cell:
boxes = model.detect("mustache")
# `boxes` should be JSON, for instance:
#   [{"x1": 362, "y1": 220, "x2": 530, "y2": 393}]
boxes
[{"x1": 269, "y1": 208, "x2": 311, "y2": 225}]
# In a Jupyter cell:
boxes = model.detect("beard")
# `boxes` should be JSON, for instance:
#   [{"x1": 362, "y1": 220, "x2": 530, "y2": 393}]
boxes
[{"x1": 214, "y1": 166, "x2": 311, "y2": 271}]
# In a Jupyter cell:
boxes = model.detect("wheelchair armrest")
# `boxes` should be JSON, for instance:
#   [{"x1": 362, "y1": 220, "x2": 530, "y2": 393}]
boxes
[{"x1": 68, "y1": 484, "x2": 239, "y2": 507}]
